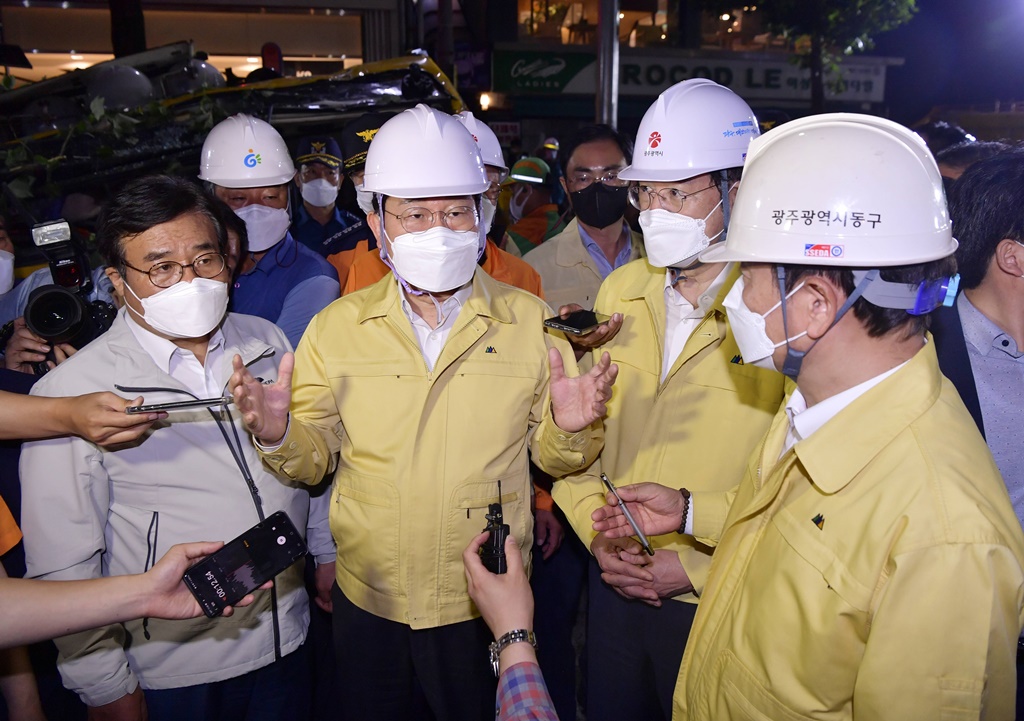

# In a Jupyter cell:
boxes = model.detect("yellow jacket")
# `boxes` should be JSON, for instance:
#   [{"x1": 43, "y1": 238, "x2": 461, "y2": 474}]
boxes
[
  {"x1": 552, "y1": 260, "x2": 785, "y2": 599},
  {"x1": 259, "y1": 269, "x2": 600, "y2": 629},
  {"x1": 523, "y1": 218, "x2": 644, "y2": 311},
  {"x1": 679, "y1": 340, "x2": 1024, "y2": 721}
]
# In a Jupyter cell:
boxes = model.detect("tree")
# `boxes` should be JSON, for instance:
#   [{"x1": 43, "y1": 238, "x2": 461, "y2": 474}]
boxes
[{"x1": 704, "y1": 0, "x2": 916, "y2": 112}]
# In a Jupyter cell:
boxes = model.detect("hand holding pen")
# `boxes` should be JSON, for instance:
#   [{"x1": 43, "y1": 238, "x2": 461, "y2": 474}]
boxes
[{"x1": 598, "y1": 474, "x2": 655, "y2": 556}]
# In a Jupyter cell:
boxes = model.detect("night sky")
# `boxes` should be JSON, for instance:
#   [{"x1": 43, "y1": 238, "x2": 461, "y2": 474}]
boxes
[{"x1": 870, "y1": 0, "x2": 1024, "y2": 123}]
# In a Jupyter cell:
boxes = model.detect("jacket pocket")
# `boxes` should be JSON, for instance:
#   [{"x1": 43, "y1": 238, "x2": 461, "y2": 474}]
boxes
[
  {"x1": 718, "y1": 650, "x2": 819, "y2": 721},
  {"x1": 442, "y1": 480, "x2": 526, "y2": 603},
  {"x1": 331, "y1": 471, "x2": 401, "y2": 597}
]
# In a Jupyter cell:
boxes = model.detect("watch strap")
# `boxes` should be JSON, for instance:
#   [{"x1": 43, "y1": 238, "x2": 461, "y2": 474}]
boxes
[{"x1": 488, "y1": 629, "x2": 537, "y2": 676}]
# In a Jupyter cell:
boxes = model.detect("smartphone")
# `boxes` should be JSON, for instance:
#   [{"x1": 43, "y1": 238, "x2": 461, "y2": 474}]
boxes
[
  {"x1": 543, "y1": 310, "x2": 612, "y2": 335},
  {"x1": 600, "y1": 473, "x2": 655, "y2": 556},
  {"x1": 125, "y1": 396, "x2": 233, "y2": 414},
  {"x1": 182, "y1": 511, "x2": 308, "y2": 618}
]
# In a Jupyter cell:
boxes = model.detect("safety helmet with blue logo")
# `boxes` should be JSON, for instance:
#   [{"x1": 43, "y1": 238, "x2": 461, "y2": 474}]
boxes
[{"x1": 198, "y1": 114, "x2": 295, "y2": 188}]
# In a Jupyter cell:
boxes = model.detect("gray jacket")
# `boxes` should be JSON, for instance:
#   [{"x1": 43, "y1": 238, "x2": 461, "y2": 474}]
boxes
[{"x1": 20, "y1": 310, "x2": 326, "y2": 705}]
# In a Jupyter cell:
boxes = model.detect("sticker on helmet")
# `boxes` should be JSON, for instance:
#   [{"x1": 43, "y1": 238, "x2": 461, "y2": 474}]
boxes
[
  {"x1": 804, "y1": 244, "x2": 844, "y2": 258},
  {"x1": 243, "y1": 148, "x2": 263, "y2": 168},
  {"x1": 648, "y1": 131, "x2": 662, "y2": 149}
]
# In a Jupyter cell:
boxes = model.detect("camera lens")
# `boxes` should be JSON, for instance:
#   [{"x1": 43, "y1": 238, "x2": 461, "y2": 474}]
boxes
[{"x1": 25, "y1": 285, "x2": 86, "y2": 344}]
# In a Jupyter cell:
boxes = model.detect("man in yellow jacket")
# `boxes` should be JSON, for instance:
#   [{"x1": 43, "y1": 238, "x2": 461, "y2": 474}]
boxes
[
  {"x1": 551, "y1": 80, "x2": 785, "y2": 721},
  {"x1": 229, "y1": 104, "x2": 618, "y2": 721},
  {"x1": 594, "y1": 114, "x2": 1024, "y2": 720}
]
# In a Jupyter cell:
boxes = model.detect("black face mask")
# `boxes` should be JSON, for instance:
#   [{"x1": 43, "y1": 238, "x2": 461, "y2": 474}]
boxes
[{"x1": 570, "y1": 183, "x2": 629, "y2": 229}]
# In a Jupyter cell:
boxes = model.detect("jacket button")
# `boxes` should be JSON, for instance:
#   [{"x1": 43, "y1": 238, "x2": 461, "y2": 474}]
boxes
[{"x1": 288, "y1": 442, "x2": 298, "y2": 450}]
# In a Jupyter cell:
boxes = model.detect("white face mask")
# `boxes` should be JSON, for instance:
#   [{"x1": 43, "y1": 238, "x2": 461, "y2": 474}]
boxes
[
  {"x1": 480, "y1": 197, "x2": 498, "y2": 233},
  {"x1": 124, "y1": 277, "x2": 229, "y2": 339},
  {"x1": 0, "y1": 250, "x2": 14, "y2": 295},
  {"x1": 389, "y1": 226, "x2": 479, "y2": 293},
  {"x1": 355, "y1": 185, "x2": 375, "y2": 215},
  {"x1": 509, "y1": 186, "x2": 530, "y2": 223},
  {"x1": 638, "y1": 200, "x2": 723, "y2": 268},
  {"x1": 300, "y1": 178, "x2": 339, "y2": 208},
  {"x1": 722, "y1": 277, "x2": 807, "y2": 371},
  {"x1": 234, "y1": 204, "x2": 291, "y2": 253}
]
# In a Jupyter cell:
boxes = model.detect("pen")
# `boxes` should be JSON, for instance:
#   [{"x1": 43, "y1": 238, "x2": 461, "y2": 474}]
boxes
[{"x1": 600, "y1": 473, "x2": 655, "y2": 556}]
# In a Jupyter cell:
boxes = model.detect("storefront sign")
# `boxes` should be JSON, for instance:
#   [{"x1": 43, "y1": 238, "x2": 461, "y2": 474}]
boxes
[{"x1": 493, "y1": 50, "x2": 888, "y2": 103}]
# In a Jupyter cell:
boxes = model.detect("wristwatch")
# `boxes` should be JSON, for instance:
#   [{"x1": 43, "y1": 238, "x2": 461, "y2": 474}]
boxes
[{"x1": 488, "y1": 629, "x2": 537, "y2": 677}]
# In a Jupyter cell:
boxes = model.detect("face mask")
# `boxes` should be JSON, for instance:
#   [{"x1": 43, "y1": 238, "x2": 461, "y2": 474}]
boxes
[
  {"x1": 355, "y1": 185, "x2": 375, "y2": 215},
  {"x1": 0, "y1": 250, "x2": 14, "y2": 295},
  {"x1": 124, "y1": 277, "x2": 229, "y2": 340},
  {"x1": 480, "y1": 197, "x2": 497, "y2": 233},
  {"x1": 571, "y1": 183, "x2": 629, "y2": 229},
  {"x1": 638, "y1": 200, "x2": 724, "y2": 268},
  {"x1": 234, "y1": 204, "x2": 290, "y2": 253},
  {"x1": 510, "y1": 186, "x2": 530, "y2": 223},
  {"x1": 300, "y1": 178, "x2": 339, "y2": 208},
  {"x1": 389, "y1": 226, "x2": 480, "y2": 293},
  {"x1": 722, "y1": 277, "x2": 807, "y2": 371}
]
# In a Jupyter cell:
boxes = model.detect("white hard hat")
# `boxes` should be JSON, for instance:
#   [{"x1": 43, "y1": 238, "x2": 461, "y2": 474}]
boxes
[
  {"x1": 700, "y1": 113, "x2": 957, "y2": 267},
  {"x1": 363, "y1": 104, "x2": 490, "y2": 198},
  {"x1": 456, "y1": 111, "x2": 508, "y2": 173},
  {"x1": 619, "y1": 79, "x2": 759, "y2": 183},
  {"x1": 198, "y1": 114, "x2": 295, "y2": 188}
]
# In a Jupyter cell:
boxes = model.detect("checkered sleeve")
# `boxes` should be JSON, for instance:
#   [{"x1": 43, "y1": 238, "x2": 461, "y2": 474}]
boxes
[{"x1": 496, "y1": 661, "x2": 559, "y2": 721}]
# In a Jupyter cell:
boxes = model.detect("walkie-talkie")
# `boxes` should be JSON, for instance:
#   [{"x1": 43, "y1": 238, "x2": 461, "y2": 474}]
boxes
[{"x1": 479, "y1": 480, "x2": 510, "y2": 574}]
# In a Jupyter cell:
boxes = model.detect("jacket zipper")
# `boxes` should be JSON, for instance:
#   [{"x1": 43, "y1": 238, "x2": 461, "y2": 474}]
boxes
[{"x1": 117, "y1": 353, "x2": 284, "y2": 659}]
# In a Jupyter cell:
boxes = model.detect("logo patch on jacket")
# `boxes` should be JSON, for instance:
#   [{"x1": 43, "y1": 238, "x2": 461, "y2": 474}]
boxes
[
  {"x1": 811, "y1": 513, "x2": 825, "y2": 530},
  {"x1": 731, "y1": 354, "x2": 744, "y2": 364},
  {"x1": 485, "y1": 346, "x2": 497, "y2": 354}
]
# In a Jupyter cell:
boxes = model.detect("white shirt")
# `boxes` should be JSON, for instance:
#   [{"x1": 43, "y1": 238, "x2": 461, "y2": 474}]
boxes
[
  {"x1": 124, "y1": 311, "x2": 226, "y2": 397},
  {"x1": 782, "y1": 360, "x2": 908, "y2": 456},
  {"x1": 399, "y1": 281, "x2": 473, "y2": 371},
  {"x1": 661, "y1": 265, "x2": 731, "y2": 382}
]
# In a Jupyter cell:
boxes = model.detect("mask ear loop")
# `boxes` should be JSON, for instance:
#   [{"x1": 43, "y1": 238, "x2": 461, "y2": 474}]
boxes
[
  {"x1": 376, "y1": 192, "x2": 426, "y2": 297},
  {"x1": 775, "y1": 265, "x2": 879, "y2": 380}
]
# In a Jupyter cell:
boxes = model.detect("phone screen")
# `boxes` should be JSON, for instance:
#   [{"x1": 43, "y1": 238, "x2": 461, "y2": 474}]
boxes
[{"x1": 183, "y1": 511, "x2": 307, "y2": 617}]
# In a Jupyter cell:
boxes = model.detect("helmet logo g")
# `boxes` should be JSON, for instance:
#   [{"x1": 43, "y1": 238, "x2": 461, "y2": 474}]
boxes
[
  {"x1": 648, "y1": 131, "x2": 662, "y2": 149},
  {"x1": 244, "y1": 148, "x2": 263, "y2": 168}
]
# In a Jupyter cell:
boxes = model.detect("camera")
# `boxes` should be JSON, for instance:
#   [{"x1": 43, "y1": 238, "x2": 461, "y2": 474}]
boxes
[
  {"x1": 23, "y1": 220, "x2": 116, "y2": 374},
  {"x1": 479, "y1": 481, "x2": 510, "y2": 575}
]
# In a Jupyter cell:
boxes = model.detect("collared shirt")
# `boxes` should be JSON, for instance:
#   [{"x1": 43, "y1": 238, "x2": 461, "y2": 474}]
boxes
[
  {"x1": 661, "y1": 265, "x2": 731, "y2": 382},
  {"x1": 959, "y1": 292, "x2": 1024, "y2": 527},
  {"x1": 782, "y1": 360, "x2": 907, "y2": 456},
  {"x1": 398, "y1": 281, "x2": 473, "y2": 371},
  {"x1": 124, "y1": 311, "x2": 226, "y2": 397},
  {"x1": 291, "y1": 203, "x2": 353, "y2": 257},
  {"x1": 579, "y1": 221, "x2": 633, "y2": 280}
]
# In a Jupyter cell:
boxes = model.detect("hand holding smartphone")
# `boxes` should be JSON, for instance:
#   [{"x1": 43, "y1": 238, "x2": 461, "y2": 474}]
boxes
[
  {"x1": 543, "y1": 309, "x2": 613, "y2": 335},
  {"x1": 125, "y1": 396, "x2": 233, "y2": 414},
  {"x1": 182, "y1": 511, "x2": 307, "y2": 617}
]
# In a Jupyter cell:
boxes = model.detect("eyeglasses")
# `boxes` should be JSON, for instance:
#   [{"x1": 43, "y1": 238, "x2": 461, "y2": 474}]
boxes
[
  {"x1": 124, "y1": 252, "x2": 227, "y2": 288},
  {"x1": 300, "y1": 165, "x2": 340, "y2": 182},
  {"x1": 628, "y1": 183, "x2": 718, "y2": 213},
  {"x1": 568, "y1": 169, "x2": 629, "y2": 190},
  {"x1": 384, "y1": 206, "x2": 478, "y2": 234}
]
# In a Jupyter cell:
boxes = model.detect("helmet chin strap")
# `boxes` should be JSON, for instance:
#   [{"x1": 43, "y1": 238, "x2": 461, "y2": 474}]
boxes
[{"x1": 775, "y1": 266, "x2": 879, "y2": 380}]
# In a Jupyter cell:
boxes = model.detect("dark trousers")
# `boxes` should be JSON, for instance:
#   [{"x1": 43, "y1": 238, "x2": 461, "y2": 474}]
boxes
[
  {"x1": 144, "y1": 643, "x2": 310, "y2": 721},
  {"x1": 586, "y1": 557, "x2": 697, "y2": 721},
  {"x1": 331, "y1": 583, "x2": 497, "y2": 721},
  {"x1": 530, "y1": 516, "x2": 588, "y2": 721}
]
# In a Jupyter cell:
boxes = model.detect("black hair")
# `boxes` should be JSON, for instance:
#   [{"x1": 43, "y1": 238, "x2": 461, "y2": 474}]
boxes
[
  {"x1": 778, "y1": 255, "x2": 958, "y2": 340},
  {"x1": 558, "y1": 124, "x2": 634, "y2": 178},
  {"x1": 209, "y1": 194, "x2": 248, "y2": 249},
  {"x1": 948, "y1": 150, "x2": 1024, "y2": 289},
  {"x1": 914, "y1": 120, "x2": 972, "y2": 156},
  {"x1": 97, "y1": 175, "x2": 226, "y2": 273},
  {"x1": 935, "y1": 140, "x2": 1009, "y2": 175}
]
